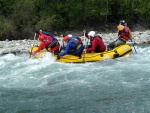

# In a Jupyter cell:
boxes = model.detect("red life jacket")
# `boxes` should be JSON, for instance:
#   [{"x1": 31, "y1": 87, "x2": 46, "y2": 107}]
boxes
[
  {"x1": 119, "y1": 26, "x2": 130, "y2": 41},
  {"x1": 39, "y1": 33, "x2": 53, "y2": 46},
  {"x1": 95, "y1": 36, "x2": 106, "y2": 51}
]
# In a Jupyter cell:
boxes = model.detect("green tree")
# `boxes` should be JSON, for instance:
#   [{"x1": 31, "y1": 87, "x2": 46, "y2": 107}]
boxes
[{"x1": 0, "y1": 0, "x2": 149, "y2": 40}]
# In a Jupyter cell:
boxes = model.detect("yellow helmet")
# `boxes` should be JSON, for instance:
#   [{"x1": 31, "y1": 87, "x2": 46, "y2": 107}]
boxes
[{"x1": 117, "y1": 25, "x2": 124, "y2": 31}]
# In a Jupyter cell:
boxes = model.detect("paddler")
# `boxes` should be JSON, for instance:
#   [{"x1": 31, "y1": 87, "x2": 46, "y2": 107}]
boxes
[
  {"x1": 32, "y1": 30, "x2": 60, "y2": 55},
  {"x1": 107, "y1": 20, "x2": 132, "y2": 50},
  {"x1": 57, "y1": 34, "x2": 84, "y2": 59},
  {"x1": 83, "y1": 31, "x2": 106, "y2": 53}
]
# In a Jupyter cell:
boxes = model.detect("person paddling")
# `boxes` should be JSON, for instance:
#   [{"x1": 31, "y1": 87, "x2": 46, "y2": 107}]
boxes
[
  {"x1": 83, "y1": 31, "x2": 106, "y2": 53},
  {"x1": 107, "y1": 20, "x2": 132, "y2": 50},
  {"x1": 57, "y1": 34, "x2": 84, "y2": 59},
  {"x1": 32, "y1": 30, "x2": 60, "y2": 55}
]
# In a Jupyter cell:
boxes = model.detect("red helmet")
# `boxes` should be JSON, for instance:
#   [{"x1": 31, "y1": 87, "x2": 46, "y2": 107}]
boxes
[
  {"x1": 63, "y1": 34, "x2": 72, "y2": 41},
  {"x1": 63, "y1": 36, "x2": 70, "y2": 41}
]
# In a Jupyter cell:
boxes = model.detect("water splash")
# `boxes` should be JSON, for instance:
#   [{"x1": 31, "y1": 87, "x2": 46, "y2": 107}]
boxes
[{"x1": 0, "y1": 45, "x2": 150, "y2": 113}]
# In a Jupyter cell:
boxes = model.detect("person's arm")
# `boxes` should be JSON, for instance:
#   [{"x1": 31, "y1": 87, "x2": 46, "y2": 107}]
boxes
[
  {"x1": 118, "y1": 31, "x2": 122, "y2": 36},
  {"x1": 59, "y1": 42, "x2": 71, "y2": 56},
  {"x1": 85, "y1": 32, "x2": 90, "y2": 39},
  {"x1": 83, "y1": 30, "x2": 89, "y2": 39},
  {"x1": 129, "y1": 29, "x2": 132, "y2": 38},
  {"x1": 33, "y1": 42, "x2": 45, "y2": 54}
]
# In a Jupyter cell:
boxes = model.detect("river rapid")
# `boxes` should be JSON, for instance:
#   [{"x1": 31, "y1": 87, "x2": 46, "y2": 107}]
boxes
[{"x1": 0, "y1": 44, "x2": 150, "y2": 113}]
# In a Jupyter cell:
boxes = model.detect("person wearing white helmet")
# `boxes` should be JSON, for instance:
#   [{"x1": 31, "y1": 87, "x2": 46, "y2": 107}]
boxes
[
  {"x1": 88, "y1": 31, "x2": 96, "y2": 37},
  {"x1": 107, "y1": 20, "x2": 132, "y2": 50},
  {"x1": 83, "y1": 30, "x2": 106, "y2": 53}
]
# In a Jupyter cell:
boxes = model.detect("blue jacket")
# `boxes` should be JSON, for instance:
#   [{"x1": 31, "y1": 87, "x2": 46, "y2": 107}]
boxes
[{"x1": 60, "y1": 36, "x2": 84, "y2": 56}]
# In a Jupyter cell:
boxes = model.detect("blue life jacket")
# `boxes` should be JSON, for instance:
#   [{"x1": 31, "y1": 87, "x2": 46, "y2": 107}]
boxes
[
  {"x1": 59, "y1": 36, "x2": 83, "y2": 56},
  {"x1": 70, "y1": 36, "x2": 81, "y2": 48}
]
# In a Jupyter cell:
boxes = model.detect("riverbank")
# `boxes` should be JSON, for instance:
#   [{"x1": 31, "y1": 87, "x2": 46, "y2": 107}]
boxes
[{"x1": 0, "y1": 30, "x2": 149, "y2": 55}]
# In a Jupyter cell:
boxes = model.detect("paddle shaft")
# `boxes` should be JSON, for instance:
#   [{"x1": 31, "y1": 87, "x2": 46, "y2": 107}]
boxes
[
  {"x1": 56, "y1": 46, "x2": 62, "y2": 61},
  {"x1": 83, "y1": 32, "x2": 87, "y2": 63},
  {"x1": 29, "y1": 33, "x2": 37, "y2": 58},
  {"x1": 131, "y1": 38, "x2": 138, "y2": 54}
]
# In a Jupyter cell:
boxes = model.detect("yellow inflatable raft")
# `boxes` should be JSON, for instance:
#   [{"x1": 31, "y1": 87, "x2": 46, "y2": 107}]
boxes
[{"x1": 29, "y1": 44, "x2": 132, "y2": 63}]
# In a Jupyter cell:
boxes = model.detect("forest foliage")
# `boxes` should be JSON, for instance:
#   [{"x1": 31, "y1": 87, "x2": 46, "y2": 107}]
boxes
[{"x1": 0, "y1": 0, "x2": 150, "y2": 40}]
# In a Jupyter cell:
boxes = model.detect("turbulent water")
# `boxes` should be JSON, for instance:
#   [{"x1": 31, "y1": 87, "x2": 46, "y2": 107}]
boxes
[{"x1": 0, "y1": 44, "x2": 150, "y2": 113}]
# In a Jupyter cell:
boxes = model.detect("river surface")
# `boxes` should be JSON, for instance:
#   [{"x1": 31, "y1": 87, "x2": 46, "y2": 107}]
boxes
[{"x1": 0, "y1": 44, "x2": 150, "y2": 113}]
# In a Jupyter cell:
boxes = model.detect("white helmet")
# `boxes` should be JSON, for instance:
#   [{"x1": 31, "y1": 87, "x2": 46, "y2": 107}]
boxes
[
  {"x1": 68, "y1": 34, "x2": 72, "y2": 37},
  {"x1": 88, "y1": 31, "x2": 95, "y2": 37}
]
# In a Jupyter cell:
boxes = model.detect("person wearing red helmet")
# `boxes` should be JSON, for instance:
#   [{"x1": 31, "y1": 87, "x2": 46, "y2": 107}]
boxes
[
  {"x1": 58, "y1": 34, "x2": 84, "y2": 58},
  {"x1": 83, "y1": 31, "x2": 106, "y2": 53},
  {"x1": 32, "y1": 30, "x2": 59, "y2": 55},
  {"x1": 107, "y1": 20, "x2": 132, "y2": 50}
]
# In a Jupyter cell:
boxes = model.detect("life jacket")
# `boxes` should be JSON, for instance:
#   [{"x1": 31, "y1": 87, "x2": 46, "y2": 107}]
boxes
[
  {"x1": 119, "y1": 26, "x2": 130, "y2": 41},
  {"x1": 39, "y1": 34, "x2": 52, "y2": 43},
  {"x1": 41, "y1": 31, "x2": 60, "y2": 49},
  {"x1": 42, "y1": 31, "x2": 60, "y2": 46},
  {"x1": 70, "y1": 36, "x2": 82, "y2": 50},
  {"x1": 42, "y1": 31, "x2": 57, "y2": 41},
  {"x1": 95, "y1": 36, "x2": 106, "y2": 51},
  {"x1": 91, "y1": 36, "x2": 103, "y2": 46}
]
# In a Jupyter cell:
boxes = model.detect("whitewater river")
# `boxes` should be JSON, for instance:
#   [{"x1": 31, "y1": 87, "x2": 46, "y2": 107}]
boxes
[{"x1": 0, "y1": 44, "x2": 150, "y2": 113}]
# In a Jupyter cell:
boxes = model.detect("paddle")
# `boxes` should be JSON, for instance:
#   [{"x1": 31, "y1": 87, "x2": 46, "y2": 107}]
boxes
[
  {"x1": 56, "y1": 46, "x2": 63, "y2": 61},
  {"x1": 29, "y1": 32, "x2": 36, "y2": 58},
  {"x1": 56, "y1": 36, "x2": 63, "y2": 61},
  {"x1": 83, "y1": 31, "x2": 87, "y2": 62},
  {"x1": 130, "y1": 38, "x2": 138, "y2": 54}
]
